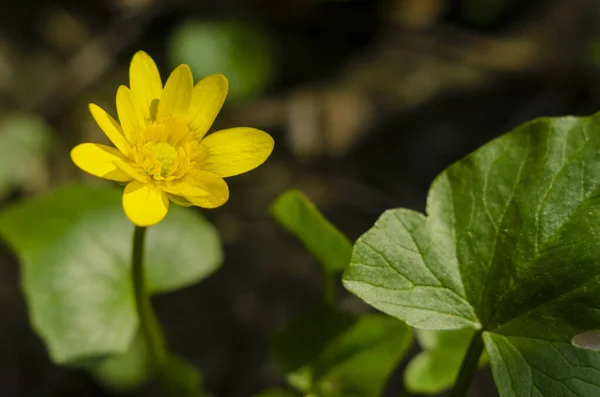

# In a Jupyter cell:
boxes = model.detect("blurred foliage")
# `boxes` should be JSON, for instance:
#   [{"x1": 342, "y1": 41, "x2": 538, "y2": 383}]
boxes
[
  {"x1": 0, "y1": 184, "x2": 222, "y2": 364},
  {"x1": 169, "y1": 19, "x2": 274, "y2": 102},
  {"x1": 270, "y1": 191, "x2": 412, "y2": 397},
  {"x1": 271, "y1": 190, "x2": 352, "y2": 274},
  {"x1": 90, "y1": 332, "x2": 152, "y2": 391},
  {"x1": 0, "y1": 113, "x2": 51, "y2": 198},
  {"x1": 272, "y1": 305, "x2": 412, "y2": 397},
  {"x1": 161, "y1": 354, "x2": 210, "y2": 397},
  {"x1": 405, "y1": 328, "x2": 488, "y2": 394},
  {"x1": 254, "y1": 389, "x2": 297, "y2": 397}
]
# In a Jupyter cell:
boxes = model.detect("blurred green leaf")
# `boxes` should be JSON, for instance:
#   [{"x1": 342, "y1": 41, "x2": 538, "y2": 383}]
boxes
[
  {"x1": 404, "y1": 329, "x2": 488, "y2": 394},
  {"x1": 342, "y1": 114, "x2": 600, "y2": 397},
  {"x1": 162, "y1": 355, "x2": 209, "y2": 397},
  {"x1": 169, "y1": 19, "x2": 274, "y2": 102},
  {"x1": 272, "y1": 305, "x2": 412, "y2": 397},
  {"x1": 91, "y1": 338, "x2": 208, "y2": 395},
  {"x1": 271, "y1": 190, "x2": 352, "y2": 273},
  {"x1": 90, "y1": 332, "x2": 152, "y2": 391},
  {"x1": 0, "y1": 184, "x2": 222, "y2": 364},
  {"x1": 0, "y1": 113, "x2": 51, "y2": 197}
]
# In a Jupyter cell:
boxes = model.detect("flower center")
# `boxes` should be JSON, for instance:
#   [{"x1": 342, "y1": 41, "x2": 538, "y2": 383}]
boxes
[
  {"x1": 154, "y1": 142, "x2": 178, "y2": 177},
  {"x1": 130, "y1": 119, "x2": 207, "y2": 181}
]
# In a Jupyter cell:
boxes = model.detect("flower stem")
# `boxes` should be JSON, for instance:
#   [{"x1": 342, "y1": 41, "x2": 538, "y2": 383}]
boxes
[
  {"x1": 323, "y1": 271, "x2": 336, "y2": 304},
  {"x1": 449, "y1": 329, "x2": 484, "y2": 397},
  {"x1": 132, "y1": 226, "x2": 168, "y2": 374}
]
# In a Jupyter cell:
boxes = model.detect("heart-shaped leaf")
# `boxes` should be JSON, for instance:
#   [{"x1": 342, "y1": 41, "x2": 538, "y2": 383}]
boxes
[
  {"x1": 271, "y1": 190, "x2": 352, "y2": 273},
  {"x1": 272, "y1": 305, "x2": 412, "y2": 397},
  {"x1": 404, "y1": 328, "x2": 488, "y2": 394},
  {"x1": 342, "y1": 114, "x2": 600, "y2": 396},
  {"x1": 0, "y1": 184, "x2": 222, "y2": 364}
]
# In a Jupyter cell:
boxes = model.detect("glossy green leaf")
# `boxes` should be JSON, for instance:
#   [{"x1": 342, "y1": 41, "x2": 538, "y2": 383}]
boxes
[
  {"x1": 272, "y1": 305, "x2": 412, "y2": 397},
  {"x1": 342, "y1": 114, "x2": 600, "y2": 396},
  {"x1": 0, "y1": 113, "x2": 51, "y2": 197},
  {"x1": 271, "y1": 190, "x2": 352, "y2": 273},
  {"x1": 405, "y1": 328, "x2": 488, "y2": 394},
  {"x1": 0, "y1": 184, "x2": 222, "y2": 364}
]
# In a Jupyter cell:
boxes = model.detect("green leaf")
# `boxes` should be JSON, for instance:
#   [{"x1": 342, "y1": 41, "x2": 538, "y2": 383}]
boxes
[
  {"x1": 168, "y1": 19, "x2": 274, "y2": 102},
  {"x1": 0, "y1": 113, "x2": 51, "y2": 197},
  {"x1": 0, "y1": 184, "x2": 222, "y2": 364},
  {"x1": 161, "y1": 355, "x2": 209, "y2": 397},
  {"x1": 342, "y1": 114, "x2": 600, "y2": 396},
  {"x1": 91, "y1": 341, "x2": 208, "y2": 396},
  {"x1": 405, "y1": 328, "x2": 488, "y2": 394},
  {"x1": 90, "y1": 332, "x2": 152, "y2": 391},
  {"x1": 271, "y1": 190, "x2": 352, "y2": 273},
  {"x1": 272, "y1": 305, "x2": 412, "y2": 397}
]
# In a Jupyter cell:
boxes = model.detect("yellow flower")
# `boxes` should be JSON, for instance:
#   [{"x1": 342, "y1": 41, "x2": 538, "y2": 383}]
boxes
[{"x1": 71, "y1": 51, "x2": 274, "y2": 227}]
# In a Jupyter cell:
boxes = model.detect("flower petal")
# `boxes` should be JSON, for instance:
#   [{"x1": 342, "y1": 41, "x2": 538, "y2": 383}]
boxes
[
  {"x1": 116, "y1": 85, "x2": 145, "y2": 140},
  {"x1": 122, "y1": 181, "x2": 169, "y2": 226},
  {"x1": 186, "y1": 74, "x2": 228, "y2": 139},
  {"x1": 167, "y1": 194, "x2": 193, "y2": 207},
  {"x1": 129, "y1": 51, "x2": 162, "y2": 122},
  {"x1": 114, "y1": 159, "x2": 150, "y2": 183},
  {"x1": 71, "y1": 143, "x2": 131, "y2": 182},
  {"x1": 180, "y1": 170, "x2": 229, "y2": 208},
  {"x1": 160, "y1": 179, "x2": 209, "y2": 197},
  {"x1": 201, "y1": 127, "x2": 274, "y2": 177},
  {"x1": 156, "y1": 64, "x2": 193, "y2": 122},
  {"x1": 88, "y1": 104, "x2": 129, "y2": 154}
]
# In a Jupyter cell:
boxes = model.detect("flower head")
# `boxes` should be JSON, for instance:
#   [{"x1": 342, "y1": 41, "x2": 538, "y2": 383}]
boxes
[{"x1": 71, "y1": 51, "x2": 274, "y2": 226}]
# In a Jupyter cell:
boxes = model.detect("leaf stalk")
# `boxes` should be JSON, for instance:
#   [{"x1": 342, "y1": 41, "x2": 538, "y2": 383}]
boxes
[
  {"x1": 448, "y1": 329, "x2": 484, "y2": 397},
  {"x1": 132, "y1": 226, "x2": 169, "y2": 384}
]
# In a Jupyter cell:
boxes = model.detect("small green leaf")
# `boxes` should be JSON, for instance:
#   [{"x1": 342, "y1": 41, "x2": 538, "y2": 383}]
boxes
[
  {"x1": 343, "y1": 114, "x2": 600, "y2": 396},
  {"x1": 0, "y1": 184, "x2": 222, "y2": 364},
  {"x1": 0, "y1": 113, "x2": 51, "y2": 197},
  {"x1": 161, "y1": 355, "x2": 208, "y2": 397},
  {"x1": 272, "y1": 305, "x2": 412, "y2": 397},
  {"x1": 405, "y1": 328, "x2": 488, "y2": 394},
  {"x1": 271, "y1": 190, "x2": 352, "y2": 273}
]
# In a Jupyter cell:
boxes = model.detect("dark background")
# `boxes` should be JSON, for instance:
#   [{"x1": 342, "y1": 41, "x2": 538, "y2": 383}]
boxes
[{"x1": 1, "y1": 0, "x2": 600, "y2": 396}]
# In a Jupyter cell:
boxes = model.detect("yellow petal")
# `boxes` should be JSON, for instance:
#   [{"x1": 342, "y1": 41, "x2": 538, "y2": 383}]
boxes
[
  {"x1": 156, "y1": 64, "x2": 193, "y2": 122},
  {"x1": 122, "y1": 181, "x2": 169, "y2": 226},
  {"x1": 186, "y1": 74, "x2": 228, "y2": 139},
  {"x1": 71, "y1": 143, "x2": 131, "y2": 182},
  {"x1": 88, "y1": 104, "x2": 129, "y2": 154},
  {"x1": 180, "y1": 170, "x2": 229, "y2": 208},
  {"x1": 201, "y1": 127, "x2": 274, "y2": 177},
  {"x1": 129, "y1": 51, "x2": 162, "y2": 122},
  {"x1": 168, "y1": 194, "x2": 193, "y2": 207},
  {"x1": 114, "y1": 159, "x2": 150, "y2": 183},
  {"x1": 116, "y1": 86, "x2": 145, "y2": 141},
  {"x1": 160, "y1": 179, "x2": 209, "y2": 197}
]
